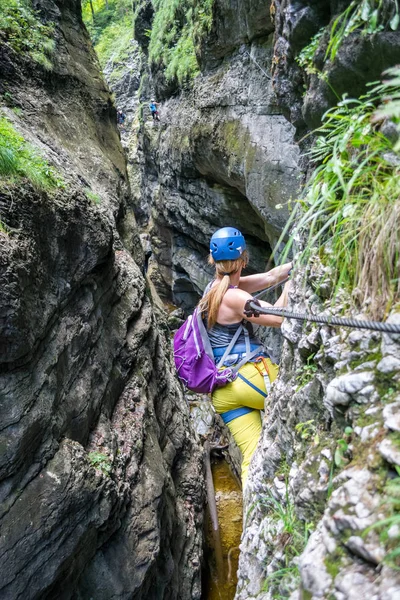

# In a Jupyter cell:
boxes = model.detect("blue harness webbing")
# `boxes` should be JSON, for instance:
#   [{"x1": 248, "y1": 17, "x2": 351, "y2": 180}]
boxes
[
  {"x1": 220, "y1": 406, "x2": 255, "y2": 424},
  {"x1": 237, "y1": 372, "x2": 267, "y2": 398},
  {"x1": 220, "y1": 372, "x2": 267, "y2": 424}
]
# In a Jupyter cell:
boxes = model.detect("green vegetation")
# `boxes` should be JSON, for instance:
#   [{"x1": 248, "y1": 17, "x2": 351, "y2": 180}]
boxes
[
  {"x1": 297, "y1": 1, "x2": 399, "y2": 75},
  {"x1": 88, "y1": 451, "x2": 112, "y2": 475},
  {"x1": 82, "y1": 0, "x2": 213, "y2": 86},
  {"x1": 295, "y1": 419, "x2": 318, "y2": 442},
  {"x1": 296, "y1": 31, "x2": 324, "y2": 75},
  {"x1": 0, "y1": 115, "x2": 64, "y2": 191},
  {"x1": 326, "y1": 0, "x2": 399, "y2": 63},
  {"x1": 85, "y1": 187, "x2": 102, "y2": 204},
  {"x1": 366, "y1": 466, "x2": 400, "y2": 567},
  {"x1": 82, "y1": 0, "x2": 134, "y2": 68},
  {"x1": 324, "y1": 544, "x2": 347, "y2": 579},
  {"x1": 148, "y1": 0, "x2": 213, "y2": 84},
  {"x1": 0, "y1": 0, "x2": 55, "y2": 69},
  {"x1": 278, "y1": 67, "x2": 400, "y2": 318},
  {"x1": 334, "y1": 437, "x2": 351, "y2": 468},
  {"x1": 252, "y1": 483, "x2": 313, "y2": 597},
  {"x1": 295, "y1": 354, "x2": 318, "y2": 391}
]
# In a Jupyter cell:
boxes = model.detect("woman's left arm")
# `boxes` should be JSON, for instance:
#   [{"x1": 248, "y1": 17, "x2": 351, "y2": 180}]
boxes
[{"x1": 238, "y1": 262, "x2": 292, "y2": 294}]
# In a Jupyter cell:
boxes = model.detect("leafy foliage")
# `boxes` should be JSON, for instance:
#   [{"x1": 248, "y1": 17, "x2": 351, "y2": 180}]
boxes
[
  {"x1": 82, "y1": 0, "x2": 134, "y2": 68},
  {"x1": 278, "y1": 67, "x2": 400, "y2": 318},
  {"x1": 297, "y1": 1, "x2": 399, "y2": 77},
  {"x1": 295, "y1": 419, "x2": 318, "y2": 442},
  {"x1": 0, "y1": 116, "x2": 64, "y2": 191},
  {"x1": 148, "y1": 0, "x2": 213, "y2": 84},
  {"x1": 88, "y1": 451, "x2": 112, "y2": 475},
  {"x1": 295, "y1": 354, "x2": 318, "y2": 391},
  {"x1": 326, "y1": 0, "x2": 399, "y2": 63},
  {"x1": 296, "y1": 30, "x2": 324, "y2": 75},
  {"x1": 0, "y1": 0, "x2": 55, "y2": 69}
]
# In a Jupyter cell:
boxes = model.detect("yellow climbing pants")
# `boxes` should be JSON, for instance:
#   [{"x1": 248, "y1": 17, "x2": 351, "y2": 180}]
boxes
[{"x1": 211, "y1": 358, "x2": 279, "y2": 486}]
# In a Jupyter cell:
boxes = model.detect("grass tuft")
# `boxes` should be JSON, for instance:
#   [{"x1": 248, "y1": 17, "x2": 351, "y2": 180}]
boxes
[
  {"x1": 248, "y1": 480, "x2": 313, "y2": 597},
  {"x1": 0, "y1": 115, "x2": 64, "y2": 191},
  {"x1": 278, "y1": 67, "x2": 400, "y2": 318},
  {"x1": 365, "y1": 466, "x2": 400, "y2": 568}
]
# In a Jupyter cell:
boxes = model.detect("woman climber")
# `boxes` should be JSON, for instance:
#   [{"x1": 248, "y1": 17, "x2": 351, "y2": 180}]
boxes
[{"x1": 198, "y1": 227, "x2": 292, "y2": 486}]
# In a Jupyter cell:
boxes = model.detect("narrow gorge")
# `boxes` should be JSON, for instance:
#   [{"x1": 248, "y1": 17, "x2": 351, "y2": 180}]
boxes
[{"x1": 0, "y1": 1, "x2": 399, "y2": 599}]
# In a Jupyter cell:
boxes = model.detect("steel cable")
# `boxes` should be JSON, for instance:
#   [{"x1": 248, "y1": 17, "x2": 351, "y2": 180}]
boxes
[{"x1": 244, "y1": 300, "x2": 400, "y2": 334}]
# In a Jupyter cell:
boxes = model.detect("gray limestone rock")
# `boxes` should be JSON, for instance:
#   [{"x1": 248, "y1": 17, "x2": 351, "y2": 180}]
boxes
[
  {"x1": 383, "y1": 401, "x2": 400, "y2": 432},
  {"x1": 378, "y1": 439, "x2": 400, "y2": 466}
]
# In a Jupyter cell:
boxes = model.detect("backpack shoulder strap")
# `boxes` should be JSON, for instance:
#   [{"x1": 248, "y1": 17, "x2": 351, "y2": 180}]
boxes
[
  {"x1": 194, "y1": 308, "x2": 214, "y2": 359},
  {"x1": 216, "y1": 322, "x2": 244, "y2": 369}
]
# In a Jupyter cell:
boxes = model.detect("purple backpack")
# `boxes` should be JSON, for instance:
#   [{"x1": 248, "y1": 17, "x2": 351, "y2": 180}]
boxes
[
  {"x1": 173, "y1": 308, "x2": 264, "y2": 394},
  {"x1": 173, "y1": 308, "x2": 237, "y2": 393}
]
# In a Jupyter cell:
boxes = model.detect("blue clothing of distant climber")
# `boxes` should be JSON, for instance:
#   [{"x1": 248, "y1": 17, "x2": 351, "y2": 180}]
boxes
[
  {"x1": 149, "y1": 99, "x2": 160, "y2": 121},
  {"x1": 117, "y1": 108, "x2": 126, "y2": 126}
]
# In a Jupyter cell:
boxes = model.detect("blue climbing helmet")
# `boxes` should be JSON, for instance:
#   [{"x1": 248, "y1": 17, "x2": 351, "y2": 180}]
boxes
[{"x1": 210, "y1": 227, "x2": 246, "y2": 261}]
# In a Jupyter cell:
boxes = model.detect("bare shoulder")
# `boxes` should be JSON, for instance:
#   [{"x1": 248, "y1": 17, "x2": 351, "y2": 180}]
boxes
[{"x1": 223, "y1": 287, "x2": 251, "y2": 308}]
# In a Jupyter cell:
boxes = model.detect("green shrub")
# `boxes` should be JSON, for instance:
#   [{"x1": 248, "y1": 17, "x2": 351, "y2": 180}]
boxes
[
  {"x1": 0, "y1": 115, "x2": 64, "y2": 191},
  {"x1": 278, "y1": 67, "x2": 400, "y2": 318},
  {"x1": 0, "y1": 0, "x2": 55, "y2": 69},
  {"x1": 82, "y1": 0, "x2": 134, "y2": 68},
  {"x1": 147, "y1": 0, "x2": 213, "y2": 84}
]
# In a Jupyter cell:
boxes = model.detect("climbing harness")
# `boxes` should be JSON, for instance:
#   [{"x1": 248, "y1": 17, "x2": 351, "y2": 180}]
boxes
[
  {"x1": 219, "y1": 358, "x2": 278, "y2": 424},
  {"x1": 243, "y1": 299, "x2": 400, "y2": 334},
  {"x1": 253, "y1": 357, "x2": 273, "y2": 395},
  {"x1": 220, "y1": 406, "x2": 255, "y2": 424}
]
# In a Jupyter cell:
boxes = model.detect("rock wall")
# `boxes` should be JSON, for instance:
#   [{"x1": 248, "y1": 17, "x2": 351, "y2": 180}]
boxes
[
  {"x1": 237, "y1": 269, "x2": 400, "y2": 599},
  {"x1": 131, "y1": 0, "x2": 302, "y2": 313},
  {"x1": 0, "y1": 1, "x2": 203, "y2": 598}
]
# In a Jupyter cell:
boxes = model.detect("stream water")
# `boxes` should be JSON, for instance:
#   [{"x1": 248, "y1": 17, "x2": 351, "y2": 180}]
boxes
[{"x1": 204, "y1": 458, "x2": 243, "y2": 600}]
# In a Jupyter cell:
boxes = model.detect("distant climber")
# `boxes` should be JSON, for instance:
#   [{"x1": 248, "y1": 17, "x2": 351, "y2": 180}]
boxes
[
  {"x1": 117, "y1": 108, "x2": 126, "y2": 127},
  {"x1": 198, "y1": 227, "x2": 292, "y2": 486},
  {"x1": 149, "y1": 99, "x2": 160, "y2": 121}
]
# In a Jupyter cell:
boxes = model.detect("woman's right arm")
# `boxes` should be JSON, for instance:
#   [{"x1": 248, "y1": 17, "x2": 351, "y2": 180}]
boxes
[{"x1": 224, "y1": 283, "x2": 290, "y2": 328}]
